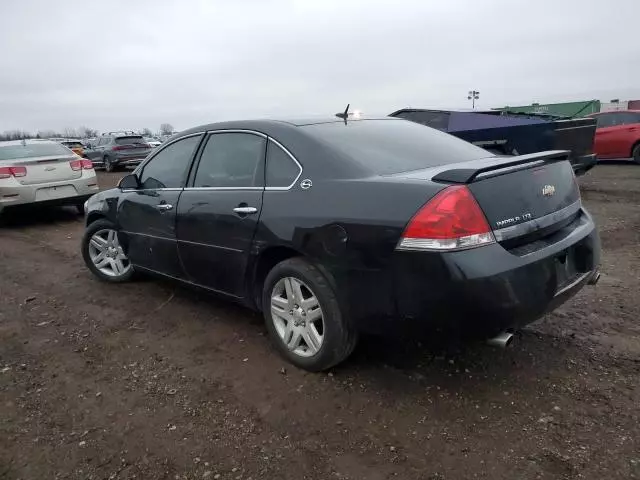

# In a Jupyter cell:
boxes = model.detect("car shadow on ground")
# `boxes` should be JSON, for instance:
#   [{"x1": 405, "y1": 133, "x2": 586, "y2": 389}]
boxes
[{"x1": 0, "y1": 205, "x2": 83, "y2": 228}]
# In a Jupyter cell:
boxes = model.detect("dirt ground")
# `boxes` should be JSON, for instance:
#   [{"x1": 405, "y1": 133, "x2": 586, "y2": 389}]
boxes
[{"x1": 1, "y1": 164, "x2": 639, "y2": 480}]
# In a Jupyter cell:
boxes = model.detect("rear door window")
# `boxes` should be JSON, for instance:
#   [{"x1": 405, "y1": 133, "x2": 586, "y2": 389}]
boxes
[
  {"x1": 266, "y1": 140, "x2": 301, "y2": 188},
  {"x1": 303, "y1": 119, "x2": 491, "y2": 175},
  {"x1": 193, "y1": 132, "x2": 266, "y2": 188},
  {"x1": 139, "y1": 135, "x2": 201, "y2": 189}
]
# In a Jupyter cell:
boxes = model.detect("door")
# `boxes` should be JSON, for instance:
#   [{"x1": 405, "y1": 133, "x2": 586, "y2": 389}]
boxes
[
  {"x1": 616, "y1": 112, "x2": 640, "y2": 158},
  {"x1": 594, "y1": 113, "x2": 629, "y2": 159},
  {"x1": 118, "y1": 134, "x2": 202, "y2": 277},
  {"x1": 84, "y1": 137, "x2": 101, "y2": 161},
  {"x1": 176, "y1": 131, "x2": 266, "y2": 297}
]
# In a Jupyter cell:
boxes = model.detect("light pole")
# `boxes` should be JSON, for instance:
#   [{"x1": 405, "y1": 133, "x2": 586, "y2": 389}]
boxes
[{"x1": 468, "y1": 90, "x2": 480, "y2": 109}]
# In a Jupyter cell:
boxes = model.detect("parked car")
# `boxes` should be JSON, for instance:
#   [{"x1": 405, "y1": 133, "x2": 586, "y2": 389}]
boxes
[
  {"x1": 144, "y1": 137, "x2": 162, "y2": 148},
  {"x1": 60, "y1": 139, "x2": 86, "y2": 157},
  {"x1": 81, "y1": 117, "x2": 601, "y2": 371},
  {"x1": 588, "y1": 110, "x2": 640, "y2": 162},
  {"x1": 84, "y1": 133, "x2": 152, "y2": 171},
  {"x1": 0, "y1": 139, "x2": 98, "y2": 215},
  {"x1": 390, "y1": 108, "x2": 598, "y2": 176}
]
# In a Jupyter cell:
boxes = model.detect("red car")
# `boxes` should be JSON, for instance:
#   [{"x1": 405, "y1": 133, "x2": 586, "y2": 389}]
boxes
[{"x1": 589, "y1": 110, "x2": 640, "y2": 163}]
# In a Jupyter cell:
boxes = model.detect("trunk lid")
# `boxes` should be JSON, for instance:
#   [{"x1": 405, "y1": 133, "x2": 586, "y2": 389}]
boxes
[
  {"x1": 112, "y1": 136, "x2": 152, "y2": 157},
  {"x1": 467, "y1": 159, "x2": 579, "y2": 232},
  {"x1": 400, "y1": 150, "x2": 581, "y2": 247},
  {"x1": 4, "y1": 155, "x2": 82, "y2": 185}
]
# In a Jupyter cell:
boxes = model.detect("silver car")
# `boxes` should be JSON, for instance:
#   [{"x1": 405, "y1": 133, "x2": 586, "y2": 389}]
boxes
[{"x1": 0, "y1": 139, "x2": 99, "y2": 214}]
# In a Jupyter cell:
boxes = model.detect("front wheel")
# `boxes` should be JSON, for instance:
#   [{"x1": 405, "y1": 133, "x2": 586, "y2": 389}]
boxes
[
  {"x1": 262, "y1": 258, "x2": 357, "y2": 371},
  {"x1": 82, "y1": 219, "x2": 134, "y2": 283}
]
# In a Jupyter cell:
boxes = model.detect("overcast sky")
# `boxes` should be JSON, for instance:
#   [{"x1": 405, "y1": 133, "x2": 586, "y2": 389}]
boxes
[{"x1": 1, "y1": 0, "x2": 639, "y2": 133}]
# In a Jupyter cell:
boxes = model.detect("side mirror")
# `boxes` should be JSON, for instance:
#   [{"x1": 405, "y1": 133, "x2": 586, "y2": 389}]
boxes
[{"x1": 118, "y1": 173, "x2": 140, "y2": 190}]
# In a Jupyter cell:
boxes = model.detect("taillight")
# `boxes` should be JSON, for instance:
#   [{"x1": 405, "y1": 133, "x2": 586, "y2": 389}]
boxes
[
  {"x1": 112, "y1": 145, "x2": 126, "y2": 151},
  {"x1": 397, "y1": 185, "x2": 495, "y2": 251},
  {"x1": 0, "y1": 166, "x2": 27, "y2": 179},
  {"x1": 81, "y1": 159, "x2": 93, "y2": 169},
  {"x1": 69, "y1": 159, "x2": 83, "y2": 171}
]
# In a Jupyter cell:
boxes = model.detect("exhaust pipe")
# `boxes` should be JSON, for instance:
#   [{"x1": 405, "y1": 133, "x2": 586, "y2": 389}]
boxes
[
  {"x1": 588, "y1": 271, "x2": 601, "y2": 285},
  {"x1": 487, "y1": 331, "x2": 514, "y2": 348}
]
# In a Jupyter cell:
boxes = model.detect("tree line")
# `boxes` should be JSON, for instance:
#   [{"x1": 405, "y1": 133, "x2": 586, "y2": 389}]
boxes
[{"x1": 0, "y1": 123, "x2": 175, "y2": 142}]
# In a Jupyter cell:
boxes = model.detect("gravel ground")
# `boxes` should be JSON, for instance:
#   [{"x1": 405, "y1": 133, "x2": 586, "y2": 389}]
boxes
[{"x1": 1, "y1": 164, "x2": 639, "y2": 480}]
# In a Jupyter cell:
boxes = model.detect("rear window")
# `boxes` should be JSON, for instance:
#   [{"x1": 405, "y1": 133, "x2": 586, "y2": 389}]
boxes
[
  {"x1": 0, "y1": 143, "x2": 72, "y2": 161},
  {"x1": 302, "y1": 119, "x2": 492, "y2": 175},
  {"x1": 115, "y1": 136, "x2": 146, "y2": 145}
]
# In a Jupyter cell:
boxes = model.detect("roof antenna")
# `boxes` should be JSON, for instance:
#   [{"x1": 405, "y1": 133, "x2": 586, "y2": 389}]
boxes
[{"x1": 335, "y1": 103, "x2": 350, "y2": 124}]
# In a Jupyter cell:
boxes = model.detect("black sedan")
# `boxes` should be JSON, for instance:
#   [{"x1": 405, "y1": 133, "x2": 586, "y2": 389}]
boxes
[{"x1": 81, "y1": 117, "x2": 601, "y2": 371}]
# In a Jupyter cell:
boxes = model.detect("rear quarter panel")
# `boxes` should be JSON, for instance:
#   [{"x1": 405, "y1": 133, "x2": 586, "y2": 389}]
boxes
[{"x1": 254, "y1": 177, "x2": 444, "y2": 321}]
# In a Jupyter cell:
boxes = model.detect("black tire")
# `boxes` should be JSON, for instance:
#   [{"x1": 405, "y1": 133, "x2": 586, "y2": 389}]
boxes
[
  {"x1": 81, "y1": 218, "x2": 134, "y2": 283},
  {"x1": 262, "y1": 257, "x2": 357, "y2": 372},
  {"x1": 632, "y1": 144, "x2": 640, "y2": 164},
  {"x1": 104, "y1": 156, "x2": 115, "y2": 172},
  {"x1": 75, "y1": 204, "x2": 84, "y2": 216}
]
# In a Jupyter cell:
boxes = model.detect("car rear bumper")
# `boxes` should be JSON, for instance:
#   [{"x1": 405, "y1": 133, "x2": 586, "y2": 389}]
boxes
[
  {"x1": 0, "y1": 177, "x2": 99, "y2": 212},
  {"x1": 354, "y1": 208, "x2": 600, "y2": 337},
  {"x1": 571, "y1": 154, "x2": 597, "y2": 176}
]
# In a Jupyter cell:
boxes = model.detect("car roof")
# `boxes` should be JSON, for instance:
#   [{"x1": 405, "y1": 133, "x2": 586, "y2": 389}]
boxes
[
  {"x1": 0, "y1": 139, "x2": 60, "y2": 146},
  {"x1": 178, "y1": 117, "x2": 399, "y2": 136}
]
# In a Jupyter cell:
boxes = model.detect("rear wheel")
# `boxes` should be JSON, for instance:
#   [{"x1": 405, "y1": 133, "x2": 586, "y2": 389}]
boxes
[
  {"x1": 632, "y1": 144, "x2": 640, "y2": 164},
  {"x1": 104, "y1": 156, "x2": 116, "y2": 172},
  {"x1": 262, "y1": 258, "x2": 357, "y2": 371},
  {"x1": 82, "y1": 219, "x2": 134, "y2": 283}
]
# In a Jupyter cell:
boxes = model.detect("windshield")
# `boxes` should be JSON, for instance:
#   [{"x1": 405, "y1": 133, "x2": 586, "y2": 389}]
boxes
[
  {"x1": 302, "y1": 119, "x2": 492, "y2": 175},
  {"x1": 115, "y1": 136, "x2": 146, "y2": 145},
  {"x1": 0, "y1": 143, "x2": 72, "y2": 161}
]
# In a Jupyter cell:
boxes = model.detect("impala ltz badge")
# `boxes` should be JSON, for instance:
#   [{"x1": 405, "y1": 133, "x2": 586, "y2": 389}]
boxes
[
  {"x1": 542, "y1": 184, "x2": 556, "y2": 196},
  {"x1": 300, "y1": 179, "x2": 313, "y2": 190}
]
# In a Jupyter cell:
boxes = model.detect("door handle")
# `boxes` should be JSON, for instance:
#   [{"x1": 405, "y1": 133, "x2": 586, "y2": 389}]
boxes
[
  {"x1": 156, "y1": 203, "x2": 173, "y2": 211},
  {"x1": 233, "y1": 206, "x2": 257, "y2": 214}
]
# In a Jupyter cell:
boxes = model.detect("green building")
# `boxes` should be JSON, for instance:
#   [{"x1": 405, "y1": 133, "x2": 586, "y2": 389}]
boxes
[{"x1": 496, "y1": 100, "x2": 600, "y2": 118}]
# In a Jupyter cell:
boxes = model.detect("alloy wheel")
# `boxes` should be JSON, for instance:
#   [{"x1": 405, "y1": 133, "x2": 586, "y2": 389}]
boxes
[
  {"x1": 270, "y1": 277, "x2": 324, "y2": 357},
  {"x1": 88, "y1": 228, "x2": 131, "y2": 277}
]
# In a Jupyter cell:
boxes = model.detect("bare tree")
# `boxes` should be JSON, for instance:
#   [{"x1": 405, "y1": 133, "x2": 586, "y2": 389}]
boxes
[
  {"x1": 62, "y1": 127, "x2": 78, "y2": 138},
  {"x1": 0, "y1": 130, "x2": 33, "y2": 141},
  {"x1": 78, "y1": 126, "x2": 99, "y2": 138},
  {"x1": 160, "y1": 123, "x2": 174, "y2": 135},
  {"x1": 142, "y1": 127, "x2": 153, "y2": 137}
]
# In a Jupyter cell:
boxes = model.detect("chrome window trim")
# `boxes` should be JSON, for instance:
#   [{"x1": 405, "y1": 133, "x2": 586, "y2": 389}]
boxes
[
  {"x1": 124, "y1": 129, "x2": 304, "y2": 193},
  {"x1": 133, "y1": 132, "x2": 204, "y2": 176},
  {"x1": 493, "y1": 200, "x2": 582, "y2": 242},
  {"x1": 185, "y1": 129, "x2": 268, "y2": 190},
  {"x1": 265, "y1": 137, "x2": 303, "y2": 191},
  {"x1": 183, "y1": 187, "x2": 263, "y2": 191}
]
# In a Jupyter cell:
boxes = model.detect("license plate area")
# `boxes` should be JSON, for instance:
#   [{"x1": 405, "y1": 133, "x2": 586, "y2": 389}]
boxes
[
  {"x1": 35, "y1": 185, "x2": 77, "y2": 201},
  {"x1": 555, "y1": 248, "x2": 580, "y2": 291}
]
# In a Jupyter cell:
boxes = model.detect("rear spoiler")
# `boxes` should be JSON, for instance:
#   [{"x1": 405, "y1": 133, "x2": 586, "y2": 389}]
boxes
[{"x1": 432, "y1": 150, "x2": 571, "y2": 184}]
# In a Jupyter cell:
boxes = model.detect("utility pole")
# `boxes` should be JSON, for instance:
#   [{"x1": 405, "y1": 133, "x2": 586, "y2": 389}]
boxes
[{"x1": 468, "y1": 90, "x2": 480, "y2": 109}]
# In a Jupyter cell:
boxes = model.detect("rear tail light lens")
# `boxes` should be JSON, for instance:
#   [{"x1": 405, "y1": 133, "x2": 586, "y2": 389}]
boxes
[
  {"x1": 397, "y1": 185, "x2": 495, "y2": 251},
  {"x1": 69, "y1": 159, "x2": 83, "y2": 171},
  {"x1": 112, "y1": 145, "x2": 125, "y2": 151},
  {"x1": 81, "y1": 159, "x2": 94, "y2": 169},
  {"x1": 0, "y1": 166, "x2": 27, "y2": 178}
]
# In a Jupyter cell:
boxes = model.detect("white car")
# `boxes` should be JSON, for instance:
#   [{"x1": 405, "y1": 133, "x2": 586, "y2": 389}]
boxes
[
  {"x1": 144, "y1": 137, "x2": 162, "y2": 148},
  {"x1": 0, "y1": 139, "x2": 99, "y2": 214}
]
